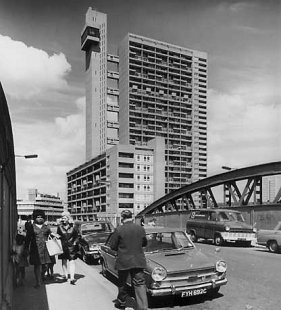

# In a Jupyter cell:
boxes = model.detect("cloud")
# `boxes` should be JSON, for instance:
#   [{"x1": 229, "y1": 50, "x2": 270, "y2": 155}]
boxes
[
  {"x1": 0, "y1": 35, "x2": 71, "y2": 99},
  {"x1": 14, "y1": 97, "x2": 85, "y2": 200},
  {"x1": 229, "y1": 2, "x2": 258, "y2": 12},
  {"x1": 208, "y1": 89, "x2": 281, "y2": 176}
]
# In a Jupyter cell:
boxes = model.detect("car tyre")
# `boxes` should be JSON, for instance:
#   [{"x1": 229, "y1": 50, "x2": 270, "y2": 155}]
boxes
[
  {"x1": 214, "y1": 234, "x2": 223, "y2": 246},
  {"x1": 189, "y1": 231, "x2": 198, "y2": 242},
  {"x1": 209, "y1": 287, "x2": 220, "y2": 296},
  {"x1": 268, "y1": 240, "x2": 279, "y2": 253}
]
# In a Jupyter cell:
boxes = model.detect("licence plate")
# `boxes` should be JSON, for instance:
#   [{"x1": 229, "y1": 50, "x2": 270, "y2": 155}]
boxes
[{"x1": 181, "y1": 288, "x2": 207, "y2": 297}]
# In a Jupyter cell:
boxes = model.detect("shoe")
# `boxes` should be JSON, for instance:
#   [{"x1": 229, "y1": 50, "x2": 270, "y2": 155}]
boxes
[
  {"x1": 114, "y1": 300, "x2": 126, "y2": 309},
  {"x1": 70, "y1": 279, "x2": 76, "y2": 285}
]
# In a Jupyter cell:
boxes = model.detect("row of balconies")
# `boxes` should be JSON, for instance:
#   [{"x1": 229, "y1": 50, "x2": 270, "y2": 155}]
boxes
[
  {"x1": 129, "y1": 45, "x2": 193, "y2": 61},
  {"x1": 130, "y1": 96, "x2": 193, "y2": 110},
  {"x1": 131, "y1": 101, "x2": 193, "y2": 113},
  {"x1": 129, "y1": 88, "x2": 192, "y2": 102},
  {"x1": 130, "y1": 55, "x2": 192, "y2": 71}
]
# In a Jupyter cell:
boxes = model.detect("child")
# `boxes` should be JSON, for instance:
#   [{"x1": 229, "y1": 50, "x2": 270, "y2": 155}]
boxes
[
  {"x1": 11, "y1": 234, "x2": 29, "y2": 286},
  {"x1": 46, "y1": 255, "x2": 56, "y2": 280}
]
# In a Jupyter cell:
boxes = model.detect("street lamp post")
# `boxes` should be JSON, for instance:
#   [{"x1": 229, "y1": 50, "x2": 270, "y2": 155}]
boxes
[
  {"x1": 221, "y1": 166, "x2": 233, "y2": 171},
  {"x1": 0, "y1": 154, "x2": 38, "y2": 172},
  {"x1": 15, "y1": 154, "x2": 38, "y2": 159}
]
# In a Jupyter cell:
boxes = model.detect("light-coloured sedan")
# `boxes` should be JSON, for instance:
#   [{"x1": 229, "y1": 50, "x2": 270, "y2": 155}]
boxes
[
  {"x1": 100, "y1": 227, "x2": 227, "y2": 299},
  {"x1": 257, "y1": 222, "x2": 281, "y2": 253}
]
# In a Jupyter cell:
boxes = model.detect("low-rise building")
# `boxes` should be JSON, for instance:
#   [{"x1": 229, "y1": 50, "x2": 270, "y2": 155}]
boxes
[
  {"x1": 67, "y1": 137, "x2": 165, "y2": 225},
  {"x1": 17, "y1": 188, "x2": 65, "y2": 224}
]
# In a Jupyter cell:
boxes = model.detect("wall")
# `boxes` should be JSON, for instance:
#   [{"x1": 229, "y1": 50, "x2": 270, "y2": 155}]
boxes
[
  {"x1": 140, "y1": 204, "x2": 281, "y2": 231},
  {"x1": 0, "y1": 83, "x2": 17, "y2": 310}
]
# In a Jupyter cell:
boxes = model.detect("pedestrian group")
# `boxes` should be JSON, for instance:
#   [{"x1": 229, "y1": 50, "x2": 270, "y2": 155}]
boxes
[{"x1": 13, "y1": 209, "x2": 149, "y2": 310}]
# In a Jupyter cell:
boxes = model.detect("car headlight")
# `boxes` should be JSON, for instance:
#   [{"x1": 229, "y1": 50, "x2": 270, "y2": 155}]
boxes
[
  {"x1": 216, "y1": 260, "x2": 227, "y2": 273},
  {"x1": 225, "y1": 226, "x2": 230, "y2": 231},
  {"x1": 253, "y1": 228, "x2": 257, "y2": 233},
  {"x1": 151, "y1": 267, "x2": 167, "y2": 281}
]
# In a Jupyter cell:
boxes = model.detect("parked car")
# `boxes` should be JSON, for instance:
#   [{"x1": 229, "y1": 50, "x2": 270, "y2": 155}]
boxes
[
  {"x1": 76, "y1": 221, "x2": 114, "y2": 263},
  {"x1": 257, "y1": 221, "x2": 281, "y2": 253},
  {"x1": 100, "y1": 227, "x2": 227, "y2": 299},
  {"x1": 186, "y1": 208, "x2": 256, "y2": 246}
]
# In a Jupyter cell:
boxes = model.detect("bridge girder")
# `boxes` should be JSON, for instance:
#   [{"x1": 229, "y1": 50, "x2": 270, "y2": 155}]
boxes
[{"x1": 137, "y1": 161, "x2": 281, "y2": 217}]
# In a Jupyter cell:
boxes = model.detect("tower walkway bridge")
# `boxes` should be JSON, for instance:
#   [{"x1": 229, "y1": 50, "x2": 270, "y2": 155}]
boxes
[{"x1": 136, "y1": 161, "x2": 281, "y2": 230}]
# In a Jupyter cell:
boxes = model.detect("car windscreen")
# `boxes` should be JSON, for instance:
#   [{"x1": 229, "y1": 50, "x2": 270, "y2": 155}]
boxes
[
  {"x1": 220, "y1": 211, "x2": 245, "y2": 222},
  {"x1": 84, "y1": 233, "x2": 109, "y2": 243},
  {"x1": 145, "y1": 231, "x2": 193, "y2": 252},
  {"x1": 81, "y1": 223, "x2": 113, "y2": 235}
]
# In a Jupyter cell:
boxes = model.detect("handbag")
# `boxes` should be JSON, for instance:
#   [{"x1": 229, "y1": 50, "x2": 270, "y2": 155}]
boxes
[{"x1": 46, "y1": 235, "x2": 63, "y2": 256}]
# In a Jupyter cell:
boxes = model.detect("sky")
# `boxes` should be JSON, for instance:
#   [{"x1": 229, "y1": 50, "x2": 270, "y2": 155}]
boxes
[{"x1": 0, "y1": 0, "x2": 280, "y2": 201}]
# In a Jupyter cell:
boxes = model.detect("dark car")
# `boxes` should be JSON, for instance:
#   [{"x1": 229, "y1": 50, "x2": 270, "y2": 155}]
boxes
[
  {"x1": 76, "y1": 221, "x2": 114, "y2": 263},
  {"x1": 100, "y1": 227, "x2": 227, "y2": 299},
  {"x1": 186, "y1": 208, "x2": 257, "y2": 246},
  {"x1": 257, "y1": 222, "x2": 281, "y2": 253}
]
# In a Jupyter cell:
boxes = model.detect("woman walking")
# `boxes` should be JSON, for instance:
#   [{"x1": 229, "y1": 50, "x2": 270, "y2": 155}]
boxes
[
  {"x1": 24, "y1": 209, "x2": 52, "y2": 288},
  {"x1": 56, "y1": 211, "x2": 79, "y2": 285}
]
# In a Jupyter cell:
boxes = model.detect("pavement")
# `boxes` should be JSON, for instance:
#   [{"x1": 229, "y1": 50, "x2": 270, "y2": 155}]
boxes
[{"x1": 12, "y1": 258, "x2": 137, "y2": 310}]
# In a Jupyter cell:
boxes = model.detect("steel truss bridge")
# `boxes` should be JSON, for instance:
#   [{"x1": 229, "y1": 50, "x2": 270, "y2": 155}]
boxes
[{"x1": 137, "y1": 161, "x2": 281, "y2": 217}]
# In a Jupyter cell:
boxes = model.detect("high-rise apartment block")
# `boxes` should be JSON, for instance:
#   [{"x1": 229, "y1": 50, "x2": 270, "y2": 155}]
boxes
[
  {"x1": 67, "y1": 7, "x2": 208, "y2": 220},
  {"x1": 118, "y1": 34, "x2": 207, "y2": 193}
]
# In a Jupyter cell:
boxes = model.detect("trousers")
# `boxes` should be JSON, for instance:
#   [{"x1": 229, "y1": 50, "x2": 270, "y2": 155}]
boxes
[{"x1": 117, "y1": 268, "x2": 148, "y2": 310}]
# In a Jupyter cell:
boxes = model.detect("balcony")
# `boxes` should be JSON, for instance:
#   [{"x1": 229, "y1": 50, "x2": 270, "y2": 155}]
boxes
[{"x1": 107, "y1": 71, "x2": 119, "y2": 79}]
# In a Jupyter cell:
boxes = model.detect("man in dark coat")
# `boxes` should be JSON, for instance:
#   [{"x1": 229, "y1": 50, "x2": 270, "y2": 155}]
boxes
[{"x1": 110, "y1": 209, "x2": 148, "y2": 310}]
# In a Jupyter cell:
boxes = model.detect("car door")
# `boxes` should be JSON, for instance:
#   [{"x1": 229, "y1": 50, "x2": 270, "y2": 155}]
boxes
[
  {"x1": 101, "y1": 234, "x2": 117, "y2": 276},
  {"x1": 204, "y1": 211, "x2": 216, "y2": 239}
]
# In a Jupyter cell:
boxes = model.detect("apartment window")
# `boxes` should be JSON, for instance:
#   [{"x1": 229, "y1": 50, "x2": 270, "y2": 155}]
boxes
[
  {"x1": 136, "y1": 155, "x2": 141, "y2": 161},
  {"x1": 119, "y1": 152, "x2": 134, "y2": 158},
  {"x1": 119, "y1": 183, "x2": 134, "y2": 188},
  {"x1": 137, "y1": 165, "x2": 141, "y2": 172},
  {"x1": 119, "y1": 162, "x2": 134, "y2": 168},
  {"x1": 119, "y1": 173, "x2": 134, "y2": 178},
  {"x1": 119, "y1": 193, "x2": 134, "y2": 199},
  {"x1": 136, "y1": 175, "x2": 141, "y2": 181},
  {"x1": 137, "y1": 185, "x2": 141, "y2": 191},
  {"x1": 119, "y1": 203, "x2": 134, "y2": 209}
]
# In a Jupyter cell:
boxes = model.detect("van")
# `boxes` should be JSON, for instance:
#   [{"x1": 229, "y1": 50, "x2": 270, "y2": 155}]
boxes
[{"x1": 186, "y1": 208, "x2": 256, "y2": 246}]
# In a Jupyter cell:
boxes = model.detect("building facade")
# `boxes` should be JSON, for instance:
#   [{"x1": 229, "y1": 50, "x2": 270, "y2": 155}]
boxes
[
  {"x1": 69, "y1": 7, "x2": 208, "y2": 220},
  {"x1": 118, "y1": 33, "x2": 208, "y2": 194},
  {"x1": 262, "y1": 175, "x2": 281, "y2": 203},
  {"x1": 17, "y1": 189, "x2": 65, "y2": 224},
  {"x1": 67, "y1": 137, "x2": 165, "y2": 224}
]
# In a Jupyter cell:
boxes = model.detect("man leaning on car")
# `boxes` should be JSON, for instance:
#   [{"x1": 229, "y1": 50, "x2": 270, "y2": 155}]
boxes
[{"x1": 109, "y1": 209, "x2": 148, "y2": 310}]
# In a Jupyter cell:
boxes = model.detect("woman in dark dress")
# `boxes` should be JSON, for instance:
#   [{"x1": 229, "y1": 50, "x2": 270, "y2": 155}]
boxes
[
  {"x1": 57, "y1": 211, "x2": 79, "y2": 285},
  {"x1": 24, "y1": 209, "x2": 52, "y2": 288}
]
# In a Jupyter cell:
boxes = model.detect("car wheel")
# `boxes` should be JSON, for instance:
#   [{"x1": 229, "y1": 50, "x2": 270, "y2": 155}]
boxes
[
  {"x1": 209, "y1": 287, "x2": 220, "y2": 296},
  {"x1": 189, "y1": 231, "x2": 198, "y2": 242},
  {"x1": 214, "y1": 234, "x2": 223, "y2": 246},
  {"x1": 268, "y1": 240, "x2": 278, "y2": 253},
  {"x1": 101, "y1": 259, "x2": 108, "y2": 277}
]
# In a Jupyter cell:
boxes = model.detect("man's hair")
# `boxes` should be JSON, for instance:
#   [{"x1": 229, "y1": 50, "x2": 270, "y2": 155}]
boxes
[{"x1": 121, "y1": 209, "x2": 133, "y2": 219}]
